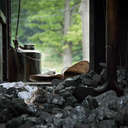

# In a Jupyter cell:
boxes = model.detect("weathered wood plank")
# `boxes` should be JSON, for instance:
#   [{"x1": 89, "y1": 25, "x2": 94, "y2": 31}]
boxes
[{"x1": 24, "y1": 82, "x2": 52, "y2": 86}]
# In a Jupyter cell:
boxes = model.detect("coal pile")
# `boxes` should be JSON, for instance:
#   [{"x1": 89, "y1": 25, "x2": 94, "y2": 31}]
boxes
[{"x1": 0, "y1": 69, "x2": 128, "y2": 128}]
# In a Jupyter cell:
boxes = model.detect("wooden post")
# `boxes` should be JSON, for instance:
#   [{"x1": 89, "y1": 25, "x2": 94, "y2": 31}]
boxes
[
  {"x1": 4, "y1": 0, "x2": 11, "y2": 81},
  {"x1": 0, "y1": 0, "x2": 10, "y2": 81},
  {"x1": 0, "y1": 23, "x2": 3, "y2": 81},
  {"x1": 0, "y1": 9, "x2": 5, "y2": 81},
  {"x1": 89, "y1": 0, "x2": 95, "y2": 70},
  {"x1": 106, "y1": 0, "x2": 119, "y2": 86},
  {"x1": 89, "y1": 0, "x2": 106, "y2": 72}
]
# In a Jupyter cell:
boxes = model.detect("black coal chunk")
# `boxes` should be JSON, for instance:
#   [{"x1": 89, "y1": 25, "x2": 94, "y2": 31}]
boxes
[
  {"x1": 0, "y1": 91, "x2": 33, "y2": 123},
  {"x1": 6, "y1": 115, "x2": 39, "y2": 128},
  {"x1": 82, "y1": 95, "x2": 99, "y2": 110},
  {"x1": 98, "y1": 120, "x2": 117, "y2": 128},
  {"x1": 80, "y1": 71, "x2": 101, "y2": 87},
  {"x1": 2, "y1": 68, "x2": 128, "y2": 128}
]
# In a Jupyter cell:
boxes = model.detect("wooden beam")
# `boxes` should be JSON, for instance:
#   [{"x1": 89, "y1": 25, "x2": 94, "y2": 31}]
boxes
[
  {"x1": 0, "y1": 23, "x2": 3, "y2": 81},
  {"x1": 89, "y1": 0, "x2": 106, "y2": 72},
  {"x1": 106, "y1": 0, "x2": 119, "y2": 86},
  {"x1": 24, "y1": 82, "x2": 52, "y2": 87},
  {"x1": 89, "y1": 0, "x2": 95, "y2": 70}
]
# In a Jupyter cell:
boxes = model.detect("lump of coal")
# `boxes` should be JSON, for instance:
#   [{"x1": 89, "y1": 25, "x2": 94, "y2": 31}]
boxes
[
  {"x1": 38, "y1": 103, "x2": 57, "y2": 113},
  {"x1": 96, "y1": 107, "x2": 117, "y2": 121},
  {"x1": 95, "y1": 90, "x2": 117, "y2": 106},
  {"x1": 2, "y1": 68, "x2": 128, "y2": 128},
  {"x1": 31, "y1": 88, "x2": 48, "y2": 105},
  {"x1": 55, "y1": 76, "x2": 80, "y2": 93},
  {"x1": 115, "y1": 102, "x2": 128, "y2": 126},
  {"x1": 53, "y1": 113, "x2": 63, "y2": 127},
  {"x1": 80, "y1": 71, "x2": 101, "y2": 87},
  {"x1": 98, "y1": 120, "x2": 117, "y2": 128},
  {"x1": 73, "y1": 86, "x2": 98, "y2": 102},
  {"x1": 0, "y1": 86, "x2": 18, "y2": 98},
  {"x1": 116, "y1": 68, "x2": 128, "y2": 94},
  {"x1": 82, "y1": 95, "x2": 99, "y2": 110},
  {"x1": 0, "y1": 93, "x2": 32, "y2": 123},
  {"x1": 38, "y1": 111, "x2": 53, "y2": 124},
  {"x1": 52, "y1": 79, "x2": 63, "y2": 87},
  {"x1": 6, "y1": 115, "x2": 38, "y2": 128},
  {"x1": 62, "y1": 117, "x2": 76, "y2": 128},
  {"x1": 63, "y1": 106, "x2": 73, "y2": 117},
  {"x1": 64, "y1": 95, "x2": 78, "y2": 106},
  {"x1": 70, "y1": 106, "x2": 86, "y2": 123},
  {"x1": 47, "y1": 94, "x2": 65, "y2": 106}
]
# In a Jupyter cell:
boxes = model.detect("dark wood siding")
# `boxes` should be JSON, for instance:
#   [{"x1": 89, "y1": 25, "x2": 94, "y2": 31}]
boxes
[
  {"x1": 90, "y1": 0, "x2": 106, "y2": 73},
  {"x1": 0, "y1": 0, "x2": 11, "y2": 81}
]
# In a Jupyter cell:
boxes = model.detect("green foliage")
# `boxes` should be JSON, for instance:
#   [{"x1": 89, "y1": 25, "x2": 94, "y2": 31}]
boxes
[{"x1": 11, "y1": 0, "x2": 83, "y2": 71}]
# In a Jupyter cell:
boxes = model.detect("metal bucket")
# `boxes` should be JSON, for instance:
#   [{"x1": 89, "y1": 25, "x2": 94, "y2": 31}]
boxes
[
  {"x1": 8, "y1": 44, "x2": 41, "y2": 82},
  {"x1": 17, "y1": 44, "x2": 41, "y2": 81}
]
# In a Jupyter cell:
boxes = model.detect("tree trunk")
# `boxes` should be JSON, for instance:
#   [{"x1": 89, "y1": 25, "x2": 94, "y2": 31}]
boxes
[
  {"x1": 79, "y1": 0, "x2": 90, "y2": 62},
  {"x1": 63, "y1": 0, "x2": 72, "y2": 68}
]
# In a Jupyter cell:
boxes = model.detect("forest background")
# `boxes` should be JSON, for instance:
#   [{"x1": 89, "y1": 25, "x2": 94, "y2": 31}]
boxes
[{"x1": 11, "y1": 0, "x2": 88, "y2": 73}]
